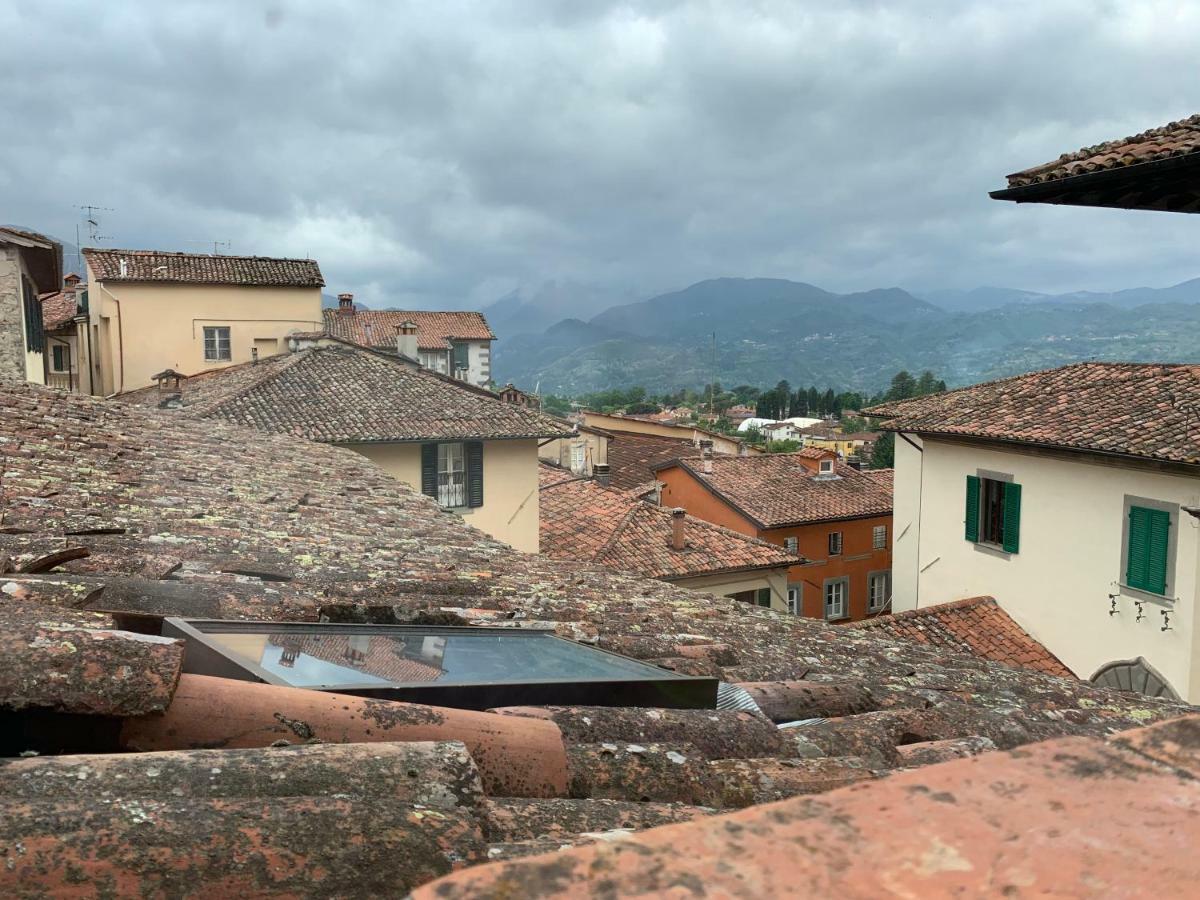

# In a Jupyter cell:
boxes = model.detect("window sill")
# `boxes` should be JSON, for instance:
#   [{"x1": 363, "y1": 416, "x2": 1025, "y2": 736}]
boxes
[
  {"x1": 971, "y1": 541, "x2": 1014, "y2": 560},
  {"x1": 824, "y1": 614, "x2": 849, "y2": 622},
  {"x1": 1117, "y1": 583, "x2": 1175, "y2": 606}
]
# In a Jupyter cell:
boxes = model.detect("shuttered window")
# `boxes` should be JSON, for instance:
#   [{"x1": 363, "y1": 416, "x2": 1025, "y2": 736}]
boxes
[
  {"x1": 966, "y1": 475, "x2": 1021, "y2": 553},
  {"x1": 22, "y1": 276, "x2": 43, "y2": 353},
  {"x1": 452, "y1": 342, "x2": 469, "y2": 375},
  {"x1": 1126, "y1": 506, "x2": 1170, "y2": 595},
  {"x1": 964, "y1": 475, "x2": 980, "y2": 542},
  {"x1": 420, "y1": 442, "x2": 483, "y2": 509},
  {"x1": 755, "y1": 588, "x2": 772, "y2": 608}
]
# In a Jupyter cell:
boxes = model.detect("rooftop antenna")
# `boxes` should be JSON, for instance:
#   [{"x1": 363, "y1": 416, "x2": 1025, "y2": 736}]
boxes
[
  {"x1": 709, "y1": 331, "x2": 717, "y2": 419},
  {"x1": 76, "y1": 204, "x2": 114, "y2": 273},
  {"x1": 184, "y1": 240, "x2": 231, "y2": 255}
]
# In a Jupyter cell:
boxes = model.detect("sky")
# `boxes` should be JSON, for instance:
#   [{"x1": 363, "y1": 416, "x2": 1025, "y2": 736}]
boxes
[{"x1": 5, "y1": 0, "x2": 1200, "y2": 311}]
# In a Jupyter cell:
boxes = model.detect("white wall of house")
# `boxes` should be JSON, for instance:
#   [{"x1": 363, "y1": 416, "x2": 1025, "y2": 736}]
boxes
[
  {"x1": 420, "y1": 340, "x2": 491, "y2": 387},
  {"x1": 892, "y1": 434, "x2": 1200, "y2": 701}
]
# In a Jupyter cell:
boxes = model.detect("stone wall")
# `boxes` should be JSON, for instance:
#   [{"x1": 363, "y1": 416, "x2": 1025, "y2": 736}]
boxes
[{"x1": 0, "y1": 246, "x2": 28, "y2": 384}]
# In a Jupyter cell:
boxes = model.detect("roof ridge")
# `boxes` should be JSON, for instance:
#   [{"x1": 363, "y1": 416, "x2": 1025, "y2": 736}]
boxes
[{"x1": 82, "y1": 247, "x2": 317, "y2": 263}]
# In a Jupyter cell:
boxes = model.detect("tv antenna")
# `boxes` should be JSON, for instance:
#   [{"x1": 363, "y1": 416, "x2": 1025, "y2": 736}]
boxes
[
  {"x1": 184, "y1": 240, "x2": 232, "y2": 255},
  {"x1": 76, "y1": 204, "x2": 115, "y2": 274}
]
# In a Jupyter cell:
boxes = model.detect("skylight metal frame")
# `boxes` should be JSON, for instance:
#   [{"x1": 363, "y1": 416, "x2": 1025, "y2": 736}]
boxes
[{"x1": 163, "y1": 618, "x2": 719, "y2": 711}]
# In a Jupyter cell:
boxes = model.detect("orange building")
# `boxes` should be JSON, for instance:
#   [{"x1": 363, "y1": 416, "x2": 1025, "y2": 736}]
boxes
[{"x1": 653, "y1": 449, "x2": 893, "y2": 622}]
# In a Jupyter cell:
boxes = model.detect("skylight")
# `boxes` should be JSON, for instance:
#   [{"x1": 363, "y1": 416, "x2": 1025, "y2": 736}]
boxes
[{"x1": 162, "y1": 618, "x2": 718, "y2": 710}]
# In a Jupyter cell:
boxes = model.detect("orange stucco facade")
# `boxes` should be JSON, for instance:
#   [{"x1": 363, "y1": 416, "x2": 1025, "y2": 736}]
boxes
[{"x1": 657, "y1": 464, "x2": 892, "y2": 622}]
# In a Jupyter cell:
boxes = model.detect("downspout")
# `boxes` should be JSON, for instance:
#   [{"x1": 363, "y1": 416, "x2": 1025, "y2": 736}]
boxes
[{"x1": 96, "y1": 282, "x2": 124, "y2": 394}]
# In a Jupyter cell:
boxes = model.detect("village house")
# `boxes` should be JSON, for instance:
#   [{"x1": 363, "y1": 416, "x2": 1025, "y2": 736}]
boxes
[
  {"x1": 0, "y1": 381, "x2": 1195, "y2": 897},
  {"x1": 868, "y1": 362, "x2": 1200, "y2": 702},
  {"x1": 80, "y1": 248, "x2": 325, "y2": 395},
  {"x1": 39, "y1": 273, "x2": 86, "y2": 391},
  {"x1": 536, "y1": 420, "x2": 612, "y2": 478},
  {"x1": 653, "y1": 448, "x2": 894, "y2": 621},
  {"x1": 0, "y1": 226, "x2": 61, "y2": 385},
  {"x1": 582, "y1": 409, "x2": 751, "y2": 456},
  {"x1": 322, "y1": 299, "x2": 495, "y2": 387},
  {"x1": 799, "y1": 426, "x2": 880, "y2": 460},
  {"x1": 119, "y1": 337, "x2": 570, "y2": 552},
  {"x1": 539, "y1": 463, "x2": 799, "y2": 609}
]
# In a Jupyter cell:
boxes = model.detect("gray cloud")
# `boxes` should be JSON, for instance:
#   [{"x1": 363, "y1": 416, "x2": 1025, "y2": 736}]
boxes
[{"x1": 5, "y1": 0, "x2": 1200, "y2": 309}]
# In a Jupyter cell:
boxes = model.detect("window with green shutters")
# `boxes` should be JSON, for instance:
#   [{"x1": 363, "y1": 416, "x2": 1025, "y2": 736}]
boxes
[
  {"x1": 1126, "y1": 505, "x2": 1170, "y2": 595},
  {"x1": 965, "y1": 475, "x2": 1021, "y2": 553}
]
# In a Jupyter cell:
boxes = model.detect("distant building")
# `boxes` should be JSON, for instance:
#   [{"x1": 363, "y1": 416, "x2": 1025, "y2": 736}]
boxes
[
  {"x1": 82, "y1": 248, "x2": 325, "y2": 394},
  {"x1": 800, "y1": 428, "x2": 881, "y2": 459},
  {"x1": 537, "y1": 422, "x2": 612, "y2": 479},
  {"x1": 39, "y1": 273, "x2": 85, "y2": 392},
  {"x1": 323, "y1": 301, "x2": 495, "y2": 387},
  {"x1": 497, "y1": 383, "x2": 540, "y2": 408},
  {"x1": 120, "y1": 337, "x2": 571, "y2": 552},
  {"x1": 0, "y1": 227, "x2": 61, "y2": 385},
  {"x1": 868, "y1": 362, "x2": 1200, "y2": 702},
  {"x1": 653, "y1": 448, "x2": 893, "y2": 622},
  {"x1": 539, "y1": 463, "x2": 799, "y2": 609},
  {"x1": 583, "y1": 410, "x2": 752, "y2": 457},
  {"x1": 724, "y1": 404, "x2": 757, "y2": 424}
]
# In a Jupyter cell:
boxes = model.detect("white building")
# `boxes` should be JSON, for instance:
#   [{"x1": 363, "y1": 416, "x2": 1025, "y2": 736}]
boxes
[{"x1": 869, "y1": 362, "x2": 1200, "y2": 702}]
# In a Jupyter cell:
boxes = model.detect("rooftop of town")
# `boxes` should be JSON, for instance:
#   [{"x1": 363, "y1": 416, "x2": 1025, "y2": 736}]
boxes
[
  {"x1": 323, "y1": 306, "x2": 495, "y2": 350},
  {"x1": 82, "y1": 247, "x2": 325, "y2": 287}
]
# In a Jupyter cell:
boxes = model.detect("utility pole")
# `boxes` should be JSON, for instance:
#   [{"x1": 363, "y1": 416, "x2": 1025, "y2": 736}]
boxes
[{"x1": 709, "y1": 331, "x2": 717, "y2": 419}]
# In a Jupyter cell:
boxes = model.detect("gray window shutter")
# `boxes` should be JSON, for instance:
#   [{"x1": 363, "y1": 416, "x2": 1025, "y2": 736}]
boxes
[
  {"x1": 466, "y1": 441, "x2": 484, "y2": 508},
  {"x1": 420, "y1": 443, "x2": 438, "y2": 498}
]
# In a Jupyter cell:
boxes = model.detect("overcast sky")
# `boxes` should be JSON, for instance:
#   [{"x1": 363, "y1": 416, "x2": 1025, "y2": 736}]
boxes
[{"x1": 5, "y1": 0, "x2": 1200, "y2": 310}]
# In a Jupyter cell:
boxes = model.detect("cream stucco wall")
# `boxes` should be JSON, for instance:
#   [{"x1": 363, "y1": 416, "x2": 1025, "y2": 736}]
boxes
[
  {"x1": 673, "y1": 567, "x2": 789, "y2": 612},
  {"x1": 582, "y1": 412, "x2": 745, "y2": 456},
  {"x1": 892, "y1": 434, "x2": 1200, "y2": 700},
  {"x1": 538, "y1": 431, "x2": 610, "y2": 475},
  {"x1": 85, "y1": 267, "x2": 322, "y2": 394},
  {"x1": 340, "y1": 439, "x2": 541, "y2": 553}
]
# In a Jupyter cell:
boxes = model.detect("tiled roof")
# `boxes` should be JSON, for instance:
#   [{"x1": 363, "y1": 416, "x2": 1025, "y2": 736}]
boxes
[
  {"x1": 849, "y1": 597, "x2": 1073, "y2": 678},
  {"x1": 119, "y1": 342, "x2": 572, "y2": 443},
  {"x1": 1004, "y1": 114, "x2": 1200, "y2": 188},
  {"x1": 83, "y1": 248, "x2": 324, "y2": 287},
  {"x1": 39, "y1": 288, "x2": 78, "y2": 330},
  {"x1": 658, "y1": 454, "x2": 894, "y2": 529},
  {"x1": 865, "y1": 362, "x2": 1200, "y2": 466},
  {"x1": 607, "y1": 432, "x2": 709, "y2": 491},
  {"x1": 862, "y1": 467, "x2": 893, "y2": 490},
  {"x1": 324, "y1": 309, "x2": 495, "y2": 351},
  {"x1": 538, "y1": 464, "x2": 799, "y2": 580},
  {"x1": 0, "y1": 384, "x2": 1193, "y2": 894}
]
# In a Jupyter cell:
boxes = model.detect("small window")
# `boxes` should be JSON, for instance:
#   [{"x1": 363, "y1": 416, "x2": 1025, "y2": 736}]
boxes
[
  {"x1": 51, "y1": 344, "x2": 69, "y2": 372},
  {"x1": 784, "y1": 536, "x2": 799, "y2": 554},
  {"x1": 204, "y1": 326, "x2": 232, "y2": 361},
  {"x1": 872, "y1": 524, "x2": 887, "y2": 550},
  {"x1": 1125, "y1": 505, "x2": 1171, "y2": 595},
  {"x1": 819, "y1": 458, "x2": 834, "y2": 474},
  {"x1": 828, "y1": 531, "x2": 842, "y2": 556},
  {"x1": 868, "y1": 571, "x2": 890, "y2": 612},
  {"x1": 965, "y1": 475, "x2": 1021, "y2": 553},
  {"x1": 787, "y1": 584, "x2": 801, "y2": 615},
  {"x1": 452, "y1": 342, "x2": 469, "y2": 375},
  {"x1": 569, "y1": 441, "x2": 586, "y2": 473},
  {"x1": 824, "y1": 578, "x2": 848, "y2": 620},
  {"x1": 755, "y1": 587, "x2": 772, "y2": 608},
  {"x1": 437, "y1": 442, "x2": 467, "y2": 508}
]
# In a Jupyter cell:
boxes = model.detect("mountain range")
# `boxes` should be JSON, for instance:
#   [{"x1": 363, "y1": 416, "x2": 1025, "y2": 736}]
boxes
[{"x1": 487, "y1": 276, "x2": 1200, "y2": 396}]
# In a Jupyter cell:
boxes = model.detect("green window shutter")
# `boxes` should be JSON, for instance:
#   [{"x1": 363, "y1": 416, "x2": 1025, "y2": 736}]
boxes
[
  {"x1": 964, "y1": 475, "x2": 980, "y2": 543},
  {"x1": 1002, "y1": 481, "x2": 1022, "y2": 554},
  {"x1": 466, "y1": 441, "x2": 484, "y2": 508},
  {"x1": 453, "y1": 342, "x2": 469, "y2": 371},
  {"x1": 1127, "y1": 506, "x2": 1170, "y2": 594},
  {"x1": 420, "y1": 443, "x2": 438, "y2": 498},
  {"x1": 756, "y1": 587, "x2": 772, "y2": 608}
]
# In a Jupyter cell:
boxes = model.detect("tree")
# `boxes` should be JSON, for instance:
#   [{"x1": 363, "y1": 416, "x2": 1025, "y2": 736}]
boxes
[
  {"x1": 915, "y1": 370, "x2": 940, "y2": 397},
  {"x1": 887, "y1": 371, "x2": 917, "y2": 401},
  {"x1": 765, "y1": 439, "x2": 802, "y2": 454},
  {"x1": 871, "y1": 432, "x2": 895, "y2": 468}
]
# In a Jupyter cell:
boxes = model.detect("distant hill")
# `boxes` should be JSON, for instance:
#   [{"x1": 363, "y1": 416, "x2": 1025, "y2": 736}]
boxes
[
  {"x1": 492, "y1": 276, "x2": 1200, "y2": 395},
  {"x1": 484, "y1": 280, "x2": 635, "y2": 339}
]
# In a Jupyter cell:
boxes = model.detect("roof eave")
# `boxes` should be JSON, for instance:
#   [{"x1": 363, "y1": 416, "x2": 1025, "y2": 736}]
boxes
[{"x1": 990, "y1": 151, "x2": 1200, "y2": 212}]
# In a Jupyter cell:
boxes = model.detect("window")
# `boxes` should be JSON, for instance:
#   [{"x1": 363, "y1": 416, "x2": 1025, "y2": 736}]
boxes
[
  {"x1": 965, "y1": 475, "x2": 1021, "y2": 553},
  {"x1": 203, "y1": 326, "x2": 231, "y2": 361},
  {"x1": 868, "y1": 571, "x2": 890, "y2": 612},
  {"x1": 437, "y1": 442, "x2": 466, "y2": 508},
  {"x1": 419, "y1": 351, "x2": 447, "y2": 373},
  {"x1": 569, "y1": 441, "x2": 586, "y2": 473},
  {"x1": 828, "y1": 531, "x2": 842, "y2": 556},
  {"x1": 872, "y1": 524, "x2": 887, "y2": 549},
  {"x1": 1125, "y1": 504, "x2": 1172, "y2": 596},
  {"x1": 452, "y1": 341, "x2": 469, "y2": 376},
  {"x1": 784, "y1": 536, "x2": 799, "y2": 554},
  {"x1": 824, "y1": 577, "x2": 848, "y2": 620},
  {"x1": 51, "y1": 344, "x2": 69, "y2": 372},
  {"x1": 22, "y1": 276, "x2": 43, "y2": 353},
  {"x1": 819, "y1": 458, "x2": 834, "y2": 474},
  {"x1": 421, "y1": 441, "x2": 484, "y2": 509},
  {"x1": 755, "y1": 587, "x2": 772, "y2": 608},
  {"x1": 787, "y1": 584, "x2": 801, "y2": 615}
]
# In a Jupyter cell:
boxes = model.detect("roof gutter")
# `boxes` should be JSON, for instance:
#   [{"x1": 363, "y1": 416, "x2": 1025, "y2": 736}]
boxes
[{"x1": 989, "y1": 150, "x2": 1200, "y2": 205}]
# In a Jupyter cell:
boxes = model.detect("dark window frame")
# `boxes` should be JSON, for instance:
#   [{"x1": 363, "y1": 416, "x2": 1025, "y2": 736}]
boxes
[{"x1": 828, "y1": 531, "x2": 842, "y2": 556}]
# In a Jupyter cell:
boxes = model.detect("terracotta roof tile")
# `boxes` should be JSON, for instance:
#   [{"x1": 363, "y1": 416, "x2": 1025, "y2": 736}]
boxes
[
  {"x1": 658, "y1": 454, "x2": 893, "y2": 528},
  {"x1": 324, "y1": 309, "x2": 495, "y2": 351},
  {"x1": 848, "y1": 596, "x2": 1073, "y2": 678},
  {"x1": 538, "y1": 464, "x2": 798, "y2": 580},
  {"x1": 606, "y1": 432, "x2": 708, "y2": 491},
  {"x1": 866, "y1": 362, "x2": 1200, "y2": 465},
  {"x1": 39, "y1": 289, "x2": 77, "y2": 330},
  {"x1": 119, "y1": 342, "x2": 571, "y2": 443},
  {"x1": 83, "y1": 248, "x2": 324, "y2": 287},
  {"x1": 1005, "y1": 114, "x2": 1200, "y2": 187}
]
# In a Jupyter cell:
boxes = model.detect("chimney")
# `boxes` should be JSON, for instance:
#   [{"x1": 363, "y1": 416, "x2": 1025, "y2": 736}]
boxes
[
  {"x1": 337, "y1": 293, "x2": 354, "y2": 315},
  {"x1": 251, "y1": 347, "x2": 259, "y2": 365},
  {"x1": 395, "y1": 321, "x2": 419, "y2": 360},
  {"x1": 593, "y1": 463, "x2": 611, "y2": 487},
  {"x1": 64, "y1": 273, "x2": 81, "y2": 292},
  {"x1": 702, "y1": 446, "x2": 713, "y2": 475},
  {"x1": 671, "y1": 507, "x2": 687, "y2": 550}
]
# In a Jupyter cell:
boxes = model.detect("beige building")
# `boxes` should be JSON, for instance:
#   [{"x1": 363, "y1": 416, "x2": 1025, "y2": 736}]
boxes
[
  {"x1": 0, "y1": 227, "x2": 61, "y2": 385},
  {"x1": 581, "y1": 411, "x2": 755, "y2": 456},
  {"x1": 81, "y1": 248, "x2": 325, "y2": 395},
  {"x1": 870, "y1": 363, "x2": 1200, "y2": 702},
  {"x1": 538, "y1": 422, "x2": 612, "y2": 478},
  {"x1": 539, "y1": 463, "x2": 799, "y2": 609},
  {"x1": 120, "y1": 337, "x2": 571, "y2": 552}
]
